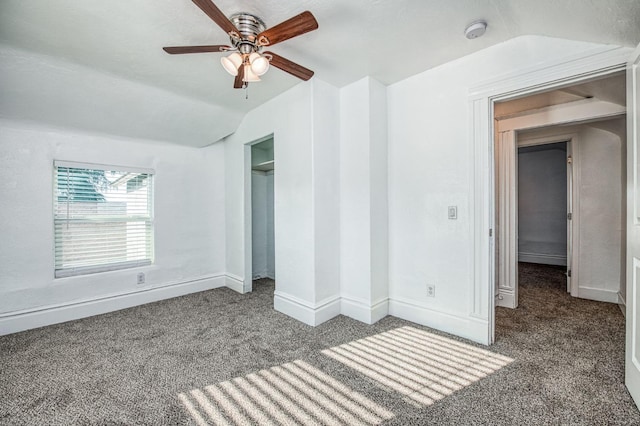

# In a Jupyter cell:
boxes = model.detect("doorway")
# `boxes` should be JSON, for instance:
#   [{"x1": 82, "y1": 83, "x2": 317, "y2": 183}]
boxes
[
  {"x1": 469, "y1": 44, "x2": 640, "y2": 406},
  {"x1": 250, "y1": 137, "x2": 275, "y2": 291},
  {"x1": 492, "y1": 72, "x2": 626, "y2": 311},
  {"x1": 517, "y1": 141, "x2": 570, "y2": 288}
]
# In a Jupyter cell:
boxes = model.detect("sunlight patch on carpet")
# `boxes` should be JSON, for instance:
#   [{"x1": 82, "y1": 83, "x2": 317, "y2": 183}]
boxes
[
  {"x1": 178, "y1": 360, "x2": 394, "y2": 425},
  {"x1": 322, "y1": 326, "x2": 514, "y2": 406}
]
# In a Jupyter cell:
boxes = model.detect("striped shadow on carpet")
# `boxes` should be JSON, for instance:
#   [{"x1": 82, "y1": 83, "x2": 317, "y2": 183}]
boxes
[
  {"x1": 177, "y1": 326, "x2": 513, "y2": 425},
  {"x1": 322, "y1": 326, "x2": 513, "y2": 407},
  {"x1": 177, "y1": 360, "x2": 394, "y2": 425}
]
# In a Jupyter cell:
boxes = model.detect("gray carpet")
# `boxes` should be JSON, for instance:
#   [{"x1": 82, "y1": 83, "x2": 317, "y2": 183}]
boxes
[{"x1": 1, "y1": 266, "x2": 639, "y2": 425}]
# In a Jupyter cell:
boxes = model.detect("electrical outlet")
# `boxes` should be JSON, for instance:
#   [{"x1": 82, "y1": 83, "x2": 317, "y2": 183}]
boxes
[
  {"x1": 427, "y1": 285, "x2": 435, "y2": 298},
  {"x1": 137, "y1": 272, "x2": 145, "y2": 285}
]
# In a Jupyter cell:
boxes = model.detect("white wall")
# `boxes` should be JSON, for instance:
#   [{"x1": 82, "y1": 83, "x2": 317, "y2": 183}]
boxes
[
  {"x1": 222, "y1": 35, "x2": 619, "y2": 342},
  {"x1": 224, "y1": 80, "x2": 341, "y2": 325},
  {"x1": 369, "y1": 79, "x2": 389, "y2": 308},
  {"x1": 340, "y1": 78, "x2": 372, "y2": 310},
  {"x1": 251, "y1": 171, "x2": 275, "y2": 279},
  {"x1": 576, "y1": 125, "x2": 623, "y2": 302},
  {"x1": 225, "y1": 83, "x2": 313, "y2": 296},
  {"x1": 591, "y1": 119, "x2": 627, "y2": 304},
  {"x1": 339, "y1": 77, "x2": 389, "y2": 323},
  {"x1": 311, "y1": 80, "x2": 341, "y2": 306},
  {"x1": 0, "y1": 119, "x2": 226, "y2": 334},
  {"x1": 517, "y1": 143, "x2": 567, "y2": 265},
  {"x1": 387, "y1": 36, "x2": 613, "y2": 342}
]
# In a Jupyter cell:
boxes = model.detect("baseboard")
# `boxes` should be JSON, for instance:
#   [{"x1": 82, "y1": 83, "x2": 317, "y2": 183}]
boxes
[
  {"x1": 340, "y1": 296, "x2": 389, "y2": 324},
  {"x1": 273, "y1": 291, "x2": 341, "y2": 326},
  {"x1": 618, "y1": 292, "x2": 626, "y2": 317},
  {"x1": 225, "y1": 273, "x2": 245, "y2": 294},
  {"x1": 388, "y1": 297, "x2": 489, "y2": 345},
  {"x1": 273, "y1": 292, "x2": 488, "y2": 344},
  {"x1": 0, "y1": 274, "x2": 226, "y2": 336},
  {"x1": 577, "y1": 286, "x2": 619, "y2": 304},
  {"x1": 496, "y1": 290, "x2": 517, "y2": 309},
  {"x1": 518, "y1": 252, "x2": 567, "y2": 266}
]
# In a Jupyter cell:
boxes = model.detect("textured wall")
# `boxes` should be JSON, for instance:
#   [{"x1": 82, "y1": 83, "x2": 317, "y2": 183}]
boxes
[
  {"x1": 576, "y1": 125, "x2": 623, "y2": 302},
  {"x1": 0, "y1": 119, "x2": 226, "y2": 315},
  {"x1": 386, "y1": 36, "x2": 615, "y2": 340}
]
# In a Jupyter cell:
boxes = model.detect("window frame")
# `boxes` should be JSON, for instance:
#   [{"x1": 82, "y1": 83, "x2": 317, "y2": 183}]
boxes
[{"x1": 53, "y1": 160, "x2": 155, "y2": 278}]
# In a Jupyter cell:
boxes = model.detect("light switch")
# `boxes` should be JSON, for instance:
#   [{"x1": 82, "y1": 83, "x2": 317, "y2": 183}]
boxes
[{"x1": 448, "y1": 206, "x2": 457, "y2": 220}]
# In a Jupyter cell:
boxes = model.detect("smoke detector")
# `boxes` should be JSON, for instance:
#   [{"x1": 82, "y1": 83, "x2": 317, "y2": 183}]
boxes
[{"x1": 465, "y1": 20, "x2": 487, "y2": 39}]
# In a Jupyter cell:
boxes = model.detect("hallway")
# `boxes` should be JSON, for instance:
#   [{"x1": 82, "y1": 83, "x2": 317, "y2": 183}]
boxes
[{"x1": 494, "y1": 262, "x2": 635, "y2": 422}]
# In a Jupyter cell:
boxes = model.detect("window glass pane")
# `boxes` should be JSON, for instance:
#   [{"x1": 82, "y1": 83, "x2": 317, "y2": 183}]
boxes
[{"x1": 54, "y1": 164, "x2": 154, "y2": 277}]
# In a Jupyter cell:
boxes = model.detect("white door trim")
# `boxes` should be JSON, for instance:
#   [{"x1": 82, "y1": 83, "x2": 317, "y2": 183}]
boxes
[
  {"x1": 495, "y1": 130, "x2": 518, "y2": 309},
  {"x1": 469, "y1": 44, "x2": 630, "y2": 345},
  {"x1": 625, "y1": 42, "x2": 640, "y2": 408},
  {"x1": 516, "y1": 134, "x2": 578, "y2": 297},
  {"x1": 243, "y1": 134, "x2": 275, "y2": 293},
  {"x1": 518, "y1": 133, "x2": 580, "y2": 297},
  {"x1": 495, "y1": 99, "x2": 626, "y2": 308}
]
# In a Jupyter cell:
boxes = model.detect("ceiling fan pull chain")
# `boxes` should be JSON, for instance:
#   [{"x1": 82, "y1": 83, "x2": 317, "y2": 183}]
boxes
[{"x1": 245, "y1": 83, "x2": 249, "y2": 100}]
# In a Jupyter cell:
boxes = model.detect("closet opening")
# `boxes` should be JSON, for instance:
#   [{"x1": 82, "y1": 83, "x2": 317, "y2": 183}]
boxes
[
  {"x1": 518, "y1": 141, "x2": 569, "y2": 272},
  {"x1": 516, "y1": 140, "x2": 571, "y2": 304},
  {"x1": 250, "y1": 138, "x2": 275, "y2": 291}
]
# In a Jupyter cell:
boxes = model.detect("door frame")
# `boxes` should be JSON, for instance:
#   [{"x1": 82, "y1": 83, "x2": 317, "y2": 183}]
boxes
[
  {"x1": 625, "y1": 42, "x2": 640, "y2": 407},
  {"x1": 515, "y1": 135, "x2": 576, "y2": 296},
  {"x1": 468, "y1": 44, "x2": 630, "y2": 345},
  {"x1": 243, "y1": 133, "x2": 274, "y2": 293},
  {"x1": 494, "y1": 101, "x2": 625, "y2": 306},
  {"x1": 494, "y1": 97, "x2": 630, "y2": 307},
  {"x1": 494, "y1": 128, "x2": 579, "y2": 309}
]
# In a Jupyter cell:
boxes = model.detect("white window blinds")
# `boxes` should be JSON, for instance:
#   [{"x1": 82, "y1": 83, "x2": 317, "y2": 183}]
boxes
[{"x1": 54, "y1": 162, "x2": 154, "y2": 278}]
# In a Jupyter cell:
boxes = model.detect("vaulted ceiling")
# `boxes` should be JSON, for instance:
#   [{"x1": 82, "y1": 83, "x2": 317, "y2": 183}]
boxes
[{"x1": 1, "y1": 0, "x2": 639, "y2": 146}]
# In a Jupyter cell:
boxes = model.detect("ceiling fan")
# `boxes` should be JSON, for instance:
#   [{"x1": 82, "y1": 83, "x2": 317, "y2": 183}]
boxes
[{"x1": 163, "y1": 0, "x2": 318, "y2": 89}]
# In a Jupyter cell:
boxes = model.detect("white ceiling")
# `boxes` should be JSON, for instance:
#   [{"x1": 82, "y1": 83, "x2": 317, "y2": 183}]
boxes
[{"x1": 1, "y1": 0, "x2": 639, "y2": 144}]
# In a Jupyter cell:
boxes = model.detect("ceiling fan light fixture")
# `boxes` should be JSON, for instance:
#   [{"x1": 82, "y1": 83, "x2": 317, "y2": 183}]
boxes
[
  {"x1": 243, "y1": 64, "x2": 261, "y2": 82},
  {"x1": 164, "y1": 2, "x2": 318, "y2": 89},
  {"x1": 221, "y1": 52, "x2": 243, "y2": 75},
  {"x1": 249, "y1": 52, "x2": 270, "y2": 76}
]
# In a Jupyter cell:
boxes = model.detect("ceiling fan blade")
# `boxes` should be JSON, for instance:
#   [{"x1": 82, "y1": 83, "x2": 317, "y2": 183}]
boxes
[
  {"x1": 265, "y1": 52, "x2": 314, "y2": 81},
  {"x1": 257, "y1": 11, "x2": 318, "y2": 46},
  {"x1": 234, "y1": 65, "x2": 245, "y2": 89},
  {"x1": 163, "y1": 45, "x2": 231, "y2": 54},
  {"x1": 192, "y1": 0, "x2": 239, "y2": 36}
]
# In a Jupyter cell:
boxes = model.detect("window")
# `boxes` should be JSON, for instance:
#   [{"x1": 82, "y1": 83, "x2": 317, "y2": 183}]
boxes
[{"x1": 54, "y1": 161, "x2": 154, "y2": 278}]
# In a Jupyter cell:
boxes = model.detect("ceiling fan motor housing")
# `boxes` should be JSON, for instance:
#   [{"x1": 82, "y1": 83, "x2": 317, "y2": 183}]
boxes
[{"x1": 229, "y1": 13, "x2": 266, "y2": 53}]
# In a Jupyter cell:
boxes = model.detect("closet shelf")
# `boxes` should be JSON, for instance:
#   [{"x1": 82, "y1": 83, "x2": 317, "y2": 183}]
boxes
[{"x1": 252, "y1": 160, "x2": 274, "y2": 172}]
